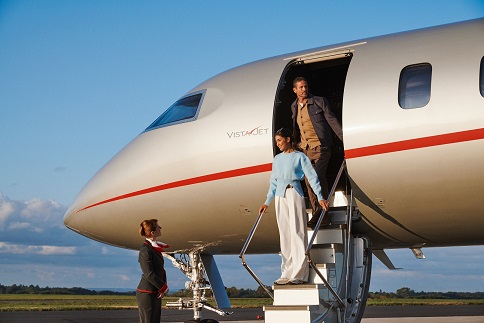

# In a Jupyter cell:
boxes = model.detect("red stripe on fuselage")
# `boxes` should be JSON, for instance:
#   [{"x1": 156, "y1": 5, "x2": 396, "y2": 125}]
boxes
[
  {"x1": 77, "y1": 163, "x2": 273, "y2": 213},
  {"x1": 344, "y1": 128, "x2": 484, "y2": 159},
  {"x1": 77, "y1": 128, "x2": 484, "y2": 213}
]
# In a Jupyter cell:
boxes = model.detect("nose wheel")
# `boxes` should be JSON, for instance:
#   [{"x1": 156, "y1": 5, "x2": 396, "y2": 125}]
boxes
[{"x1": 164, "y1": 250, "x2": 231, "y2": 322}]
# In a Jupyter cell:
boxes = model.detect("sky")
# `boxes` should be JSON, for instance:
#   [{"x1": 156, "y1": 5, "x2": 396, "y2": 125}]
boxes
[{"x1": 1, "y1": 1, "x2": 484, "y2": 293}]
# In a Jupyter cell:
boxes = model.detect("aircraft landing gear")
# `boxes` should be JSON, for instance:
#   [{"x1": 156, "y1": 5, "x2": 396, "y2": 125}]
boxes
[{"x1": 164, "y1": 250, "x2": 231, "y2": 323}]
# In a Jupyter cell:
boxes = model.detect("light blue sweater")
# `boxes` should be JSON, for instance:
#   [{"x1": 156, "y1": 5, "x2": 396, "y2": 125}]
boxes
[{"x1": 264, "y1": 150, "x2": 324, "y2": 206}]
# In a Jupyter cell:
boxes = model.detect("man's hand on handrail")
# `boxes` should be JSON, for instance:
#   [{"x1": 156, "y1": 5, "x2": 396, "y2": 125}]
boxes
[{"x1": 319, "y1": 199, "x2": 329, "y2": 211}]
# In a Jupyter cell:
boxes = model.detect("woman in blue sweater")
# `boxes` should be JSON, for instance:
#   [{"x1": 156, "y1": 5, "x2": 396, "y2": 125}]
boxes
[{"x1": 259, "y1": 128, "x2": 328, "y2": 285}]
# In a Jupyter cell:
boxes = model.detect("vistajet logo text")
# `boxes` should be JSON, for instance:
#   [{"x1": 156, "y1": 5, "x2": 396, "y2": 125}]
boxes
[{"x1": 227, "y1": 126, "x2": 269, "y2": 138}]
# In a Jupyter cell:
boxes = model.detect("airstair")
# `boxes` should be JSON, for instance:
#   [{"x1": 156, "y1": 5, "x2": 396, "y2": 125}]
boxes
[{"x1": 240, "y1": 161, "x2": 372, "y2": 323}]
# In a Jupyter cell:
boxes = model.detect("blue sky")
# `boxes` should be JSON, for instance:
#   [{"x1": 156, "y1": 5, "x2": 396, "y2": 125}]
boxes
[{"x1": 1, "y1": 1, "x2": 484, "y2": 293}]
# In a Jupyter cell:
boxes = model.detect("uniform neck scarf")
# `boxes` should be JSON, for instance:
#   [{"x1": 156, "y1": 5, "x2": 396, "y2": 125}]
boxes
[{"x1": 145, "y1": 239, "x2": 170, "y2": 254}]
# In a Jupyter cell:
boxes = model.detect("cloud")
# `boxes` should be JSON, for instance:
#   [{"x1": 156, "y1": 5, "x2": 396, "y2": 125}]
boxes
[
  {"x1": 8, "y1": 221, "x2": 43, "y2": 233},
  {"x1": 0, "y1": 193, "x2": 16, "y2": 226},
  {"x1": 0, "y1": 192, "x2": 153, "y2": 289},
  {"x1": 369, "y1": 246, "x2": 484, "y2": 292},
  {"x1": 0, "y1": 193, "x2": 65, "y2": 228},
  {"x1": 0, "y1": 242, "x2": 76, "y2": 255},
  {"x1": 0, "y1": 193, "x2": 80, "y2": 246},
  {"x1": 117, "y1": 274, "x2": 131, "y2": 281},
  {"x1": 20, "y1": 198, "x2": 63, "y2": 220},
  {"x1": 37, "y1": 245, "x2": 77, "y2": 255},
  {"x1": 54, "y1": 166, "x2": 67, "y2": 172},
  {"x1": 0, "y1": 193, "x2": 115, "y2": 262}
]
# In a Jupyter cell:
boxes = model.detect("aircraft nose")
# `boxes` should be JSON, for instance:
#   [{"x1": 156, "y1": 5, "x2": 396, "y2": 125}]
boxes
[
  {"x1": 63, "y1": 209, "x2": 74, "y2": 229},
  {"x1": 62, "y1": 170, "x2": 110, "y2": 240},
  {"x1": 62, "y1": 124, "x2": 215, "y2": 250},
  {"x1": 63, "y1": 199, "x2": 92, "y2": 237}
]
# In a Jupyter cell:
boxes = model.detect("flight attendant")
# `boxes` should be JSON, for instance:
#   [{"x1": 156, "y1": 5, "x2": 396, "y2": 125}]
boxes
[
  {"x1": 136, "y1": 219, "x2": 169, "y2": 323},
  {"x1": 259, "y1": 128, "x2": 328, "y2": 285}
]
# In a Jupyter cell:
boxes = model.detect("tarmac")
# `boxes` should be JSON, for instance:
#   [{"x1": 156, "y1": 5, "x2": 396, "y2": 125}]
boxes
[{"x1": 0, "y1": 305, "x2": 483, "y2": 322}]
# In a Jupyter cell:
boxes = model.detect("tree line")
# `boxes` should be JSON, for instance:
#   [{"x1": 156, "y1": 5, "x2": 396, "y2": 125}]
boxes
[
  {"x1": 1, "y1": 284, "x2": 482, "y2": 299},
  {"x1": 369, "y1": 287, "x2": 484, "y2": 300},
  {"x1": 0, "y1": 284, "x2": 135, "y2": 295},
  {"x1": 169, "y1": 286, "x2": 270, "y2": 298}
]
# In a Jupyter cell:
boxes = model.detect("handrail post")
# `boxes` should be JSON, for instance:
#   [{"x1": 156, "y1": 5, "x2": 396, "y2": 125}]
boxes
[
  {"x1": 306, "y1": 159, "x2": 346, "y2": 254},
  {"x1": 239, "y1": 211, "x2": 274, "y2": 300},
  {"x1": 343, "y1": 188, "x2": 355, "y2": 320},
  {"x1": 305, "y1": 159, "x2": 347, "y2": 309}
]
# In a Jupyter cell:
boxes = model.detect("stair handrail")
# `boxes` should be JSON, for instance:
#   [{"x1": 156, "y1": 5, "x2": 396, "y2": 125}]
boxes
[
  {"x1": 305, "y1": 159, "x2": 347, "y2": 309},
  {"x1": 239, "y1": 211, "x2": 274, "y2": 300},
  {"x1": 306, "y1": 159, "x2": 346, "y2": 253},
  {"x1": 239, "y1": 159, "x2": 347, "y2": 303},
  {"x1": 342, "y1": 188, "x2": 355, "y2": 321}
]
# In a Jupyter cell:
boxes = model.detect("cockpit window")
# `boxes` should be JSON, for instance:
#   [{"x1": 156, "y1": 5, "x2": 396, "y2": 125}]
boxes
[
  {"x1": 145, "y1": 90, "x2": 205, "y2": 131},
  {"x1": 480, "y1": 57, "x2": 484, "y2": 97},
  {"x1": 398, "y1": 63, "x2": 432, "y2": 109}
]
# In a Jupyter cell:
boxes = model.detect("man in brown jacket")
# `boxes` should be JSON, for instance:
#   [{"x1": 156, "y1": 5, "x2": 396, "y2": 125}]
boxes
[{"x1": 291, "y1": 77, "x2": 343, "y2": 228}]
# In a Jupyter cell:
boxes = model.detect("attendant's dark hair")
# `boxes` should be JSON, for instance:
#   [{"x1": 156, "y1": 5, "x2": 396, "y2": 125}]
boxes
[
  {"x1": 139, "y1": 219, "x2": 158, "y2": 237},
  {"x1": 293, "y1": 76, "x2": 308, "y2": 88}
]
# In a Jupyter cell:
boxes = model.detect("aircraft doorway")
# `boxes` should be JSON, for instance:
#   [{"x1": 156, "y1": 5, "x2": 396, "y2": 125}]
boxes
[{"x1": 272, "y1": 55, "x2": 352, "y2": 197}]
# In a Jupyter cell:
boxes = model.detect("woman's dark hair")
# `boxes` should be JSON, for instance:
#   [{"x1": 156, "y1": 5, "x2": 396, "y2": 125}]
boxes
[
  {"x1": 275, "y1": 127, "x2": 292, "y2": 138},
  {"x1": 275, "y1": 127, "x2": 298, "y2": 150}
]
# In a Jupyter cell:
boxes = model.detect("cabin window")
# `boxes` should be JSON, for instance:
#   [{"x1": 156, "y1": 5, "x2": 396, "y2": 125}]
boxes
[
  {"x1": 145, "y1": 91, "x2": 205, "y2": 131},
  {"x1": 398, "y1": 63, "x2": 432, "y2": 109},
  {"x1": 480, "y1": 57, "x2": 484, "y2": 97}
]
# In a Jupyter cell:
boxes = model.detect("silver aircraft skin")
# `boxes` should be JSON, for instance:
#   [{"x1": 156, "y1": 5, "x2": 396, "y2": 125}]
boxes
[{"x1": 65, "y1": 19, "x2": 484, "y2": 267}]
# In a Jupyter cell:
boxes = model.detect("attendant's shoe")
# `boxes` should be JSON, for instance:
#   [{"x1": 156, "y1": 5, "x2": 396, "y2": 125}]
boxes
[
  {"x1": 307, "y1": 207, "x2": 331, "y2": 228},
  {"x1": 289, "y1": 279, "x2": 307, "y2": 285},
  {"x1": 274, "y1": 277, "x2": 290, "y2": 285}
]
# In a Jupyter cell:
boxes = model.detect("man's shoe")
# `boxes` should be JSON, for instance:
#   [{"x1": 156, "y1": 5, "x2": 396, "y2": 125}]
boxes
[
  {"x1": 289, "y1": 279, "x2": 307, "y2": 285},
  {"x1": 307, "y1": 207, "x2": 322, "y2": 228},
  {"x1": 320, "y1": 212, "x2": 331, "y2": 227},
  {"x1": 274, "y1": 278, "x2": 290, "y2": 285},
  {"x1": 308, "y1": 208, "x2": 331, "y2": 228}
]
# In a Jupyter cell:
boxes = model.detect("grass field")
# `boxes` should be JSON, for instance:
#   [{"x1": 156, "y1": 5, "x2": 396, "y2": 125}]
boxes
[{"x1": 1, "y1": 294, "x2": 483, "y2": 311}]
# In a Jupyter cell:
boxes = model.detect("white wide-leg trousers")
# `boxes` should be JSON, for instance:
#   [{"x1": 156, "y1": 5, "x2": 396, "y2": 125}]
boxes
[{"x1": 275, "y1": 187, "x2": 309, "y2": 281}]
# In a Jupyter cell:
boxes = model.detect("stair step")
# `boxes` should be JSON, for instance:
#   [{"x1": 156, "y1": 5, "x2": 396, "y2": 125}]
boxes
[
  {"x1": 273, "y1": 283, "x2": 327, "y2": 290},
  {"x1": 322, "y1": 207, "x2": 347, "y2": 224},
  {"x1": 309, "y1": 264, "x2": 339, "y2": 288},
  {"x1": 309, "y1": 245, "x2": 341, "y2": 264},
  {"x1": 264, "y1": 305, "x2": 319, "y2": 311},
  {"x1": 264, "y1": 304, "x2": 320, "y2": 323},
  {"x1": 307, "y1": 206, "x2": 358, "y2": 226},
  {"x1": 307, "y1": 228, "x2": 344, "y2": 245},
  {"x1": 273, "y1": 284, "x2": 321, "y2": 305}
]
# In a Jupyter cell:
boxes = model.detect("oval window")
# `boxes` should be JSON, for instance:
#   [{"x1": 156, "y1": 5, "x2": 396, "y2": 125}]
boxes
[
  {"x1": 398, "y1": 63, "x2": 432, "y2": 109},
  {"x1": 480, "y1": 57, "x2": 484, "y2": 97}
]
